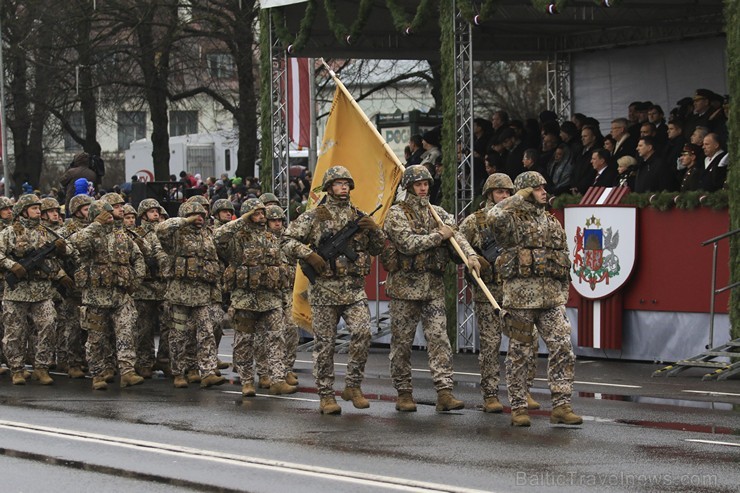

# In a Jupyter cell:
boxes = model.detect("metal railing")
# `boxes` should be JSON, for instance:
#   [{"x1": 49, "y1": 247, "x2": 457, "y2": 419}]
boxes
[{"x1": 701, "y1": 227, "x2": 740, "y2": 349}]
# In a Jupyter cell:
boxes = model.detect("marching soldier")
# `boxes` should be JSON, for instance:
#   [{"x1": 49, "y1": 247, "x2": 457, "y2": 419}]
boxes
[
  {"x1": 68, "y1": 200, "x2": 145, "y2": 390},
  {"x1": 214, "y1": 198, "x2": 296, "y2": 396},
  {"x1": 39, "y1": 197, "x2": 66, "y2": 371},
  {"x1": 212, "y1": 199, "x2": 235, "y2": 227},
  {"x1": 282, "y1": 166, "x2": 384, "y2": 414},
  {"x1": 458, "y1": 174, "x2": 541, "y2": 413},
  {"x1": 0, "y1": 196, "x2": 13, "y2": 375},
  {"x1": 489, "y1": 171, "x2": 582, "y2": 427},
  {"x1": 100, "y1": 192, "x2": 126, "y2": 228},
  {"x1": 382, "y1": 165, "x2": 480, "y2": 412},
  {"x1": 123, "y1": 204, "x2": 137, "y2": 229},
  {"x1": 0, "y1": 194, "x2": 72, "y2": 385},
  {"x1": 265, "y1": 204, "x2": 300, "y2": 386},
  {"x1": 155, "y1": 201, "x2": 225, "y2": 389}
]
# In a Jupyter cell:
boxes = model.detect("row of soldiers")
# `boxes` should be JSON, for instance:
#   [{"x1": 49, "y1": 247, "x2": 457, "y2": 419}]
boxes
[{"x1": 0, "y1": 164, "x2": 582, "y2": 427}]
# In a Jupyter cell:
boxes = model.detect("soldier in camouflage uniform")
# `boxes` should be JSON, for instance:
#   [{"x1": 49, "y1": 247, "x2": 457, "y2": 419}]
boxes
[
  {"x1": 130, "y1": 199, "x2": 169, "y2": 378},
  {"x1": 458, "y1": 174, "x2": 541, "y2": 413},
  {"x1": 68, "y1": 200, "x2": 146, "y2": 390},
  {"x1": 39, "y1": 197, "x2": 67, "y2": 371},
  {"x1": 0, "y1": 196, "x2": 13, "y2": 375},
  {"x1": 282, "y1": 166, "x2": 384, "y2": 414},
  {"x1": 260, "y1": 193, "x2": 280, "y2": 207},
  {"x1": 212, "y1": 199, "x2": 234, "y2": 227},
  {"x1": 214, "y1": 198, "x2": 296, "y2": 396},
  {"x1": 155, "y1": 201, "x2": 226, "y2": 389},
  {"x1": 100, "y1": 192, "x2": 127, "y2": 228},
  {"x1": 489, "y1": 171, "x2": 582, "y2": 427},
  {"x1": 122, "y1": 204, "x2": 137, "y2": 229},
  {"x1": 0, "y1": 194, "x2": 72, "y2": 385},
  {"x1": 382, "y1": 165, "x2": 480, "y2": 412},
  {"x1": 266, "y1": 204, "x2": 300, "y2": 386},
  {"x1": 57, "y1": 194, "x2": 94, "y2": 379}
]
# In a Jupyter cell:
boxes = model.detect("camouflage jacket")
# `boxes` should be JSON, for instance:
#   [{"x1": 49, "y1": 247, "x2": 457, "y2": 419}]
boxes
[
  {"x1": 458, "y1": 200, "x2": 503, "y2": 303},
  {"x1": 282, "y1": 195, "x2": 384, "y2": 306},
  {"x1": 383, "y1": 194, "x2": 476, "y2": 300},
  {"x1": 59, "y1": 216, "x2": 89, "y2": 299},
  {"x1": 68, "y1": 222, "x2": 145, "y2": 308},
  {"x1": 155, "y1": 218, "x2": 221, "y2": 307},
  {"x1": 0, "y1": 219, "x2": 11, "y2": 300},
  {"x1": 131, "y1": 220, "x2": 169, "y2": 301},
  {"x1": 488, "y1": 195, "x2": 570, "y2": 309},
  {"x1": 214, "y1": 219, "x2": 284, "y2": 312},
  {"x1": 0, "y1": 217, "x2": 66, "y2": 302}
]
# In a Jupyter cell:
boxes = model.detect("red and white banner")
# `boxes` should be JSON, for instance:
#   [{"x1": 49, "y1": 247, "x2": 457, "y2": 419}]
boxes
[{"x1": 287, "y1": 57, "x2": 311, "y2": 148}]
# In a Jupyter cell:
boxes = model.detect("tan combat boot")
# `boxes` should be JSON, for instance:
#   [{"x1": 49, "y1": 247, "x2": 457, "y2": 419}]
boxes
[
  {"x1": 200, "y1": 373, "x2": 226, "y2": 388},
  {"x1": 258, "y1": 375, "x2": 272, "y2": 389},
  {"x1": 92, "y1": 376, "x2": 108, "y2": 390},
  {"x1": 285, "y1": 371, "x2": 299, "y2": 386},
  {"x1": 395, "y1": 391, "x2": 417, "y2": 412},
  {"x1": 511, "y1": 408, "x2": 531, "y2": 427},
  {"x1": 270, "y1": 381, "x2": 298, "y2": 395},
  {"x1": 341, "y1": 386, "x2": 370, "y2": 409},
  {"x1": 550, "y1": 404, "x2": 583, "y2": 425},
  {"x1": 68, "y1": 366, "x2": 85, "y2": 379},
  {"x1": 0, "y1": 366, "x2": 8, "y2": 375},
  {"x1": 483, "y1": 396, "x2": 504, "y2": 413},
  {"x1": 138, "y1": 367, "x2": 154, "y2": 379},
  {"x1": 527, "y1": 393, "x2": 541, "y2": 410},
  {"x1": 120, "y1": 372, "x2": 144, "y2": 388},
  {"x1": 31, "y1": 369, "x2": 54, "y2": 385},
  {"x1": 217, "y1": 359, "x2": 230, "y2": 370},
  {"x1": 319, "y1": 395, "x2": 342, "y2": 415},
  {"x1": 173, "y1": 375, "x2": 189, "y2": 388},
  {"x1": 186, "y1": 369, "x2": 201, "y2": 383},
  {"x1": 241, "y1": 383, "x2": 256, "y2": 397},
  {"x1": 436, "y1": 389, "x2": 464, "y2": 411},
  {"x1": 100, "y1": 369, "x2": 115, "y2": 383},
  {"x1": 22, "y1": 369, "x2": 32, "y2": 379},
  {"x1": 12, "y1": 371, "x2": 26, "y2": 385}
]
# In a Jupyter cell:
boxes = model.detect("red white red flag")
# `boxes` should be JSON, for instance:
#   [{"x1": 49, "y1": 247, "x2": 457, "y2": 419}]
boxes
[{"x1": 287, "y1": 57, "x2": 311, "y2": 148}]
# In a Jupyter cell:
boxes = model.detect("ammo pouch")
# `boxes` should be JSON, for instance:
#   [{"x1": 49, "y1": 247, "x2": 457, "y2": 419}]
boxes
[
  {"x1": 395, "y1": 247, "x2": 448, "y2": 275},
  {"x1": 379, "y1": 241, "x2": 400, "y2": 273},
  {"x1": 89, "y1": 263, "x2": 132, "y2": 289},
  {"x1": 329, "y1": 251, "x2": 371, "y2": 278},
  {"x1": 173, "y1": 256, "x2": 220, "y2": 284},
  {"x1": 230, "y1": 308, "x2": 257, "y2": 334},
  {"x1": 496, "y1": 248, "x2": 570, "y2": 280},
  {"x1": 79, "y1": 306, "x2": 105, "y2": 332},
  {"x1": 171, "y1": 305, "x2": 190, "y2": 331},
  {"x1": 74, "y1": 268, "x2": 90, "y2": 289},
  {"x1": 501, "y1": 311, "x2": 536, "y2": 344}
]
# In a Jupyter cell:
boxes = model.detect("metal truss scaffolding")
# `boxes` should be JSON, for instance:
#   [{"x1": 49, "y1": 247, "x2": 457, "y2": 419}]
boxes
[
  {"x1": 453, "y1": 4, "x2": 476, "y2": 352},
  {"x1": 269, "y1": 14, "x2": 291, "y2": 218},
  {"x1": 546, "y1": 52, "x2": 572, "y2": 120}
]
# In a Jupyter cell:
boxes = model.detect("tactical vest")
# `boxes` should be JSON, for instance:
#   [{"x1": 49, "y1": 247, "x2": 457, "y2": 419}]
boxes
[
  {"x1": 77, "y1": 228, "x2": 135, "y2": 289},
  {"x1": 380, "y1": 202, "x2": 448, "y2": 274},
  {"x1": 495, "y1": 208, "x2": 570, "y2": 281},
  {"x1": 11, "y1": 222, "x2": 54, "y2": 281},
  {"x1": 223, "y1": 229, "x2": 284, "y2": 291},
  {"x1": 311, "y1": 204, "x2": 372, "y2": 279},
  {"x1": 172, "y1": 228, "x2": 220, "y2": 285}
]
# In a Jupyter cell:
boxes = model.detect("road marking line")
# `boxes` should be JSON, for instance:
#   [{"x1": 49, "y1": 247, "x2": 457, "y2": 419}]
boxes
[
  {"x1": 685, "y1": 439, "x2": 740, "y2": 448},
  {"x1": 0, "y1": 420, "x2": 490, "y2": 493},
  {"x1": 220, "y1": 391, "x2": 319, "y2": 402},
  {"x1": 682, "y1": 390, "x2": 740, "y2": 398}
]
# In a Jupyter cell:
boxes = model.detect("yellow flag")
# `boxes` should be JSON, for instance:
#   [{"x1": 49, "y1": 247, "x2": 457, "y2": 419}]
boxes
[{"x1": 292, "y1": 84, "x2": 404, "y2": 331}]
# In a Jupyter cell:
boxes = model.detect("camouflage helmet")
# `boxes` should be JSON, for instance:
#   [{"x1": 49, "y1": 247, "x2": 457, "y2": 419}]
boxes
[
  {"x1": 240, "y1": 197, "x2": 266, "y2": 217},
  {"x1": 482, "y1": 173, "x2": 514, "y2": 198},
  {"x1": 265, "y1": 204, "x2": 285, "y2": 221},
  {"x1": 513, "y1": 171, "x2": 547, "y2": 192},
  {"x1": 123, "y1": 204, "x2": 137, "y2": 216},
  {"x1": 321, "y1": 165, "x2": 355, "y2": 191},
  {"x1": 137, "y1": 198, "x2": 161, "y2": 218},
  {"x1": 401, "y1": 164, "x2": 434, "y2": 190},
  {"x1": 211, "y1": 198, "x2": 235, "y2": 216},
  {"x1": 178, "y1": 201, "x2": 206, "y2": 218},
  {"x1": 40, "y1": 197, "x2": 61, "y2": 213},
  {"x1": 100, "y1": 192, "x2": 125, "y2": 206},
  {"x1": 69, "y1": 194, "x2": 94, "y2": 216},
  {"x1": 12, "y1": 194, "x2": 42, "y2": 217},
  {"x1": 159, "y1": 206, "x2": 169, "y2": 219},
  {"x1": 87, "y1": 200, "x2": 114, "y2": 221},
  {"x1": 260, "y1": 192, "x2": 280, "y2": 205},
  {"x1": 187, "y1": 195, "x2": 210, "y2": 207},
  {"x1": 0, "y1": 196, "x2": 13, "y2": 210}
]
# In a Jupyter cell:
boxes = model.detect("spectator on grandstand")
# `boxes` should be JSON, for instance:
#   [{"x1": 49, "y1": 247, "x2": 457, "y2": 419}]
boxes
[
  {"x1": 648, "y1": 104, "x2": 668, "y2": 142},
  {"x1": 590, "y1": 148, "x2": 619, "y2": 188},
  {"x1": 537, "y1": 132, "x2": 560, "y2": 176},
  {"x1": 560, "y1": 121, "x2": 582, "y2": 157},
  {"x1": 500, "y1": 128, "x2": 525, "y2": 181},
  {"x1": 701, "y1": 133, "x2": 729, "y2": 192},
  {"x1": 678, "y1": 143, "x2": 704, "y2": 192},
  {"x1": 522, "y1": 148, "x2": 545, "y2": 176},
  {"x1": 708, "y1": 93, "x2": 728, "y2": 144},
  {"x1": 640, "y1": 122, "x2": 665, "y2": 153},
  {"x1": 490, "y1": 110, "x2": 509, "y2": 142},
  {"x1": 683, "y1": 89, "x2": 714, "y2": 139},
  {"x1": 664, "y1": 120, "x2": 688, "y2": 172},
  {"x1": 603, "y1": 134, "x2": 616, "y2": 155},
  {"x1": 571, "y1": 113, "x2": 588, "y2": 131},
  {"x1": 547, "y1": 144, "x2": 574, "y2": 196},
  {"x1": 611, "y1": 118, "x2": 637, "y2": 161},
  {"x1": 407, "y1": 134, "x2": 424, "y2": 166},
  {"x1": 617, "y1": 156, "x2": 638, "y2": 190},
  {"x1": 634, "y1": 136, "x2": 663, "y2": 193},
  {"x1": 523, "y1": 118, "x2": 541, "y2": 150},
  {"x1": 571, "y1": 125, "x2": 602, "y2": 195},
  {"x1": 691, "y1": 126, "x2": 710, "y2": 147}
]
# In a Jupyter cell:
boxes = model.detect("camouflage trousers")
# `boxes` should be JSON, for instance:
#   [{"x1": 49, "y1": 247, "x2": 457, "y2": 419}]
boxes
[
  {"x1": 476, "y1": 302, "x2": 537, "y2": 398},
  {"x1": 169, "y1": 304, "x2": 218, "y2": 377},
  {"x1": 231, "y1": 308, "x2": 286, "y2": 383},
  {"x1": 312, "y1": 300, "x2": 371, "y2": 396},
  {"x1": 1, "y1": 300, "x2": 56, "y2": 372},
  {"x1": 0, "y1": 302, "x2": 5, "y2": 365},
  {"x1": 389, "y1": 297, "x2": 454, "y2": 392},
  {"x1": 505, "y1": 306, "x2": 575, "y2": 411},
  {"x1": 83, "y1": 301, "x2": 137, "y2": 377},
  {"x1": 157, "y1": 302, "x2": 171, "y2": 366},
  {"x1": 255, "y1": 304, "x2": 299, "y2": 378},
  {"x1": 57, "y1": 297, "x2": 87, "y2": 369},
  {"x1": 134, "y1": 299, "x2": 161, "y2": 370}
]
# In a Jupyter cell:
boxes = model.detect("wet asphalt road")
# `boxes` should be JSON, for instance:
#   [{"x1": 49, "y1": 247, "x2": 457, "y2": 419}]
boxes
[{"x1": 0, "y1": 332, "x2": 738, "y2": 493}]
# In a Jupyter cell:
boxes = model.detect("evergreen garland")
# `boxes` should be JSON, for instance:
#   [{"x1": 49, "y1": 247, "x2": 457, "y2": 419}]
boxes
[
  {"x1": 673, "y1": 191, "x2": 702, "y2": 210},
  {"x1": 550, "y1": 192, "x2": 581, "y2": 209},
  {"x1": 323, "y1": 0, "x2": 374, "y2": 43},
  {"x1": 727, "y1": 0, "x2": 740, "y2": 340},
  {"x1": 259, "y1": 9, "x2": 273, "y2": 190},
  {"x1": 549, "y1": 190, "x2": 731, "y2": 211},
  {"x1": 270, "y1": 0, "x2": 316, "y2": 52},
  {"x1": 530, "y1": 0, "x2": 569, "y2": 15}
]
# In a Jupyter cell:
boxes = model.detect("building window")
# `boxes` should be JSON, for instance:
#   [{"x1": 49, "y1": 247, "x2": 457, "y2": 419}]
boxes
[
  {"x1": 64, "y1": 111, "x2": 85, "y2": 151},
  {"x1": 118, "y1": 111, "x2": 146, "y2": 151},
  {"x1": 170, "y1": 110, "x2": 198, "y2": 137},
  {"x1": 207, "y1": 53, "x2": 235, "y2": 79}
]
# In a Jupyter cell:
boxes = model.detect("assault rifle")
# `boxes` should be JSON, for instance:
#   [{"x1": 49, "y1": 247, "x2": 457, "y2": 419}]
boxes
[
  {"x1": 5, "y1": 226, "x2": 69, "y2": 291},
  {"x1": 300, "y1": 204, "x2": 382, "y2": 284},
  {"x1": 480, "y1": 238, "x2": 502, "y2": 265},
  {"x1": 124, "y1": 228, "x2": 159, "y2": 277}
]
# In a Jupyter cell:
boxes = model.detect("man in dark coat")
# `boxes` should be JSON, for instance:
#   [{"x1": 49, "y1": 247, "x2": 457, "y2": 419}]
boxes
[{"x1": 60, "y1": 153, "x2": 98, "y2": 215}]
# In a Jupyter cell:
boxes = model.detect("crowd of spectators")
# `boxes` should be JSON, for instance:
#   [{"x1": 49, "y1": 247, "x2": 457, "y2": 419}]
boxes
[{"x1": 405, "y1": 88, "x2": 730, "y2": 203}]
